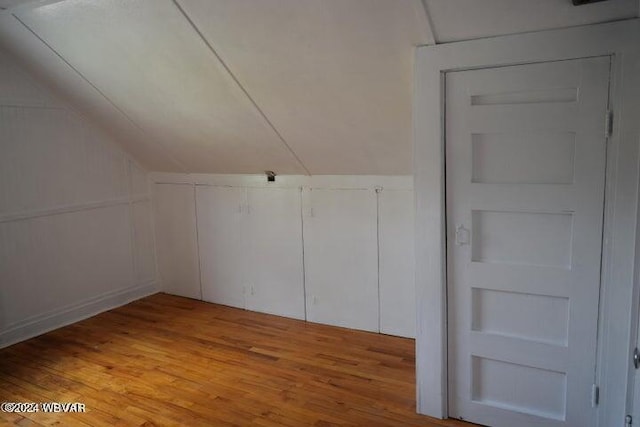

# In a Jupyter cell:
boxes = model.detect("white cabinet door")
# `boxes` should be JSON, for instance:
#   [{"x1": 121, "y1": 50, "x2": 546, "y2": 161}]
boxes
[
  {"x1": 447, "y1": 57, "x2": 609, "y2": 427},
  {"x1": 379, "y1": 189, "x2": 415, "y2": 338},
  {"x1": 196, "y1": 186, "x2": 246, "y2": 309},
  {"x1": 245, "y1": 187, "x2": 305, "y2": 320},
  {"x1": 153, "y1": 184, "x2": 200, "y2": 299},
  {"x1": 303, "y1": 188, "x2": 378, "y2": 332}
]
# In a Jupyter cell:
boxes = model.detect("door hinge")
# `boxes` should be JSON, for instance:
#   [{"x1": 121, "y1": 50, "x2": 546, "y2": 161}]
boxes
[
  {"x1": 606, "y1": 110, "x2": 614, "y2": 138},
  {"x1": 626, "y1": 415, "x2": 633, "y2": 427},
  {"x1": 591, "y1": 384, "x2": 600, "y2": 407},
  {"x1": 633, "y1": 347, "x2": 640, "y2": 369}
]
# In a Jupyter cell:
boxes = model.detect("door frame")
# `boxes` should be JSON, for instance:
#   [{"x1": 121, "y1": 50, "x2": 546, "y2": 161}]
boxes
[{"x1": 414, "y1": 19, "x2": 640, "y2": 426}]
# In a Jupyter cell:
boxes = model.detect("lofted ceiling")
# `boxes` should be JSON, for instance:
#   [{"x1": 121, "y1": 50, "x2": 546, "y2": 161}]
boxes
[
  {"x1": 424, "y1": 0, "x2": 638, "y2": 43},
  {"x1": 0, "y1": 0, "x2": 638, "y2": 175}
]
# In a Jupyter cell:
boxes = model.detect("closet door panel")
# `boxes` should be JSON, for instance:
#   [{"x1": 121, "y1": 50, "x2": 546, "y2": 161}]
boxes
[
  {"x1": 246, "y1": 187, "x2": 305, "y2": 319},
  {"x1": 303, "y1": 188, "x2": 378, "y2": 332},
  {"x1": 379, "y1": 189, "x2": 416, "y2": 338},
  {"x1": 197, "y1": 186, "x2": 246, "y2": 309}
]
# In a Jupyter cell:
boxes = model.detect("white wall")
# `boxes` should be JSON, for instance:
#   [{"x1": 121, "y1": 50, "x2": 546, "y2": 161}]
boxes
[
  {"x1": 151, "y1": 173, "x2": 416, "y2": 338},
  {"x1": 0, "y1": 49, "x2": 157, "y2": 348}
]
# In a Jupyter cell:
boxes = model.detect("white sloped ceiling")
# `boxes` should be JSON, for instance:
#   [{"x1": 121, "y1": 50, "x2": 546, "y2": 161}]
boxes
[
  {"x1": 3, "y1": 0, "x2": 430, "y2": 175},
  {"x1": 175, "y1": 0, "x2": 430, "y2": 175},
  {"x1": 14, "y1": 0, "x2": 308, "y2": 174},
  {"x1": 0, "y1": 0, "x2": 637, "y2": 174},
  {"x1": 424, "y1": 0, "x2": 638, "y2": 43}
]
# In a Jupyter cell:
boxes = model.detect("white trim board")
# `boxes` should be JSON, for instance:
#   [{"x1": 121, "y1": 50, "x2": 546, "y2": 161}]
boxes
[
  {"x1": 413, "y1": 19, "x2": 640, "y2": 426},
  {"x1": 150, "y1": 173, "x2": 413, "y2": 191},
  {"x1": 0, "y1": 195, "x2": 150, "y2": 224}
]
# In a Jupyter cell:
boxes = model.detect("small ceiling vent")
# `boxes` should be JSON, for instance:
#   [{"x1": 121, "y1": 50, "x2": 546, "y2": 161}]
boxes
[{"x1": 572, "y1": 0, "x2": 608, "y2": 5}]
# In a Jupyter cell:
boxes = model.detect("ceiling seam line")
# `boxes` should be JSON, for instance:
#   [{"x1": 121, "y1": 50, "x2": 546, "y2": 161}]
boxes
[
  {"x1": 172, "y1": 0, "x2": 312, "y2": 176},
  {"x1": 419, "y1": 0, "x2": 438, "y2": 45},
  {"x1": 11, "y1": 13, "x2": 189, "y2": 174}
]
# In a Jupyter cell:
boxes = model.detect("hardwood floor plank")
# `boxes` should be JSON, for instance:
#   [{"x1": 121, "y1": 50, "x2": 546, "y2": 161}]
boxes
[{"x1": 0, "y1": 293, "x2": 473, "y2": 426}]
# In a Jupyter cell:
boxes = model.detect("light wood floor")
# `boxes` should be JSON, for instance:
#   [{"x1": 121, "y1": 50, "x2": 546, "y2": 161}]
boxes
[{"x1": 0, "y1": 293, "x2": 472, "y2": 426}]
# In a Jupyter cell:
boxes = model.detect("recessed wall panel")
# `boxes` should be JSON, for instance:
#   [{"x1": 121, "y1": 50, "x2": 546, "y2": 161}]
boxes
[
  {"x1": 471, "y1": 288, "x2": 569, "y2": 346},
  {"x1": 472, "y1": 132, "x2": 576, "y2": 184},
  {"x1": 472, "y1": 357, "x2": 567, "y2": 420},
  {"x1": 471, "y1": 210, "x2": 573, "y2": 268},
  {"x1": 470, "y1": 87, "x2": 577, "y2": 106}
]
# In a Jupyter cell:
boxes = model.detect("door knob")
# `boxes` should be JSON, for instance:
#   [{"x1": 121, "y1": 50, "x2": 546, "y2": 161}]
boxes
[{"x1": 455, "y1": 225, "x2": 470, "y2": 246}]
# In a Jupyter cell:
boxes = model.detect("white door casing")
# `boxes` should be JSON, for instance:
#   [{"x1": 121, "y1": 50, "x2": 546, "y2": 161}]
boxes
[{"x1": 446, "y1": 57, "x2": 610, "y2": 426}]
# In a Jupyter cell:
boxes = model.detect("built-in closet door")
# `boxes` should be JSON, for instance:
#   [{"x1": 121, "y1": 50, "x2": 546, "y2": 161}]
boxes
[
  {"x1": 245, "y1": 187, "x2": 305, "y2": 320},
  {"x1": 303, "y1": 188, "x2": 378, "y2": 332},
  {"x1": 379, "y1": 189, "x2": 415, "y2": 338},
  {"x1": 197, "y1": 186, "x2": 246, "y2": 309}
]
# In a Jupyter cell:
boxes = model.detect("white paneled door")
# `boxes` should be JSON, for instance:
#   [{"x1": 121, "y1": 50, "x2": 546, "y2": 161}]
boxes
[
  {"x1": 446, "y1": 57, "x2": 610, "y2": 427},
  {"x1": 303, "y1": 188, "x2": 378, "y2": 332}
]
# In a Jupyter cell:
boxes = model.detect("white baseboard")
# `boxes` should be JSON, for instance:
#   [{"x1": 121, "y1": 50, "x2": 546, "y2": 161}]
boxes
[{"x1": 0, "y1": 281, "x2": 159, "y2": 349}]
